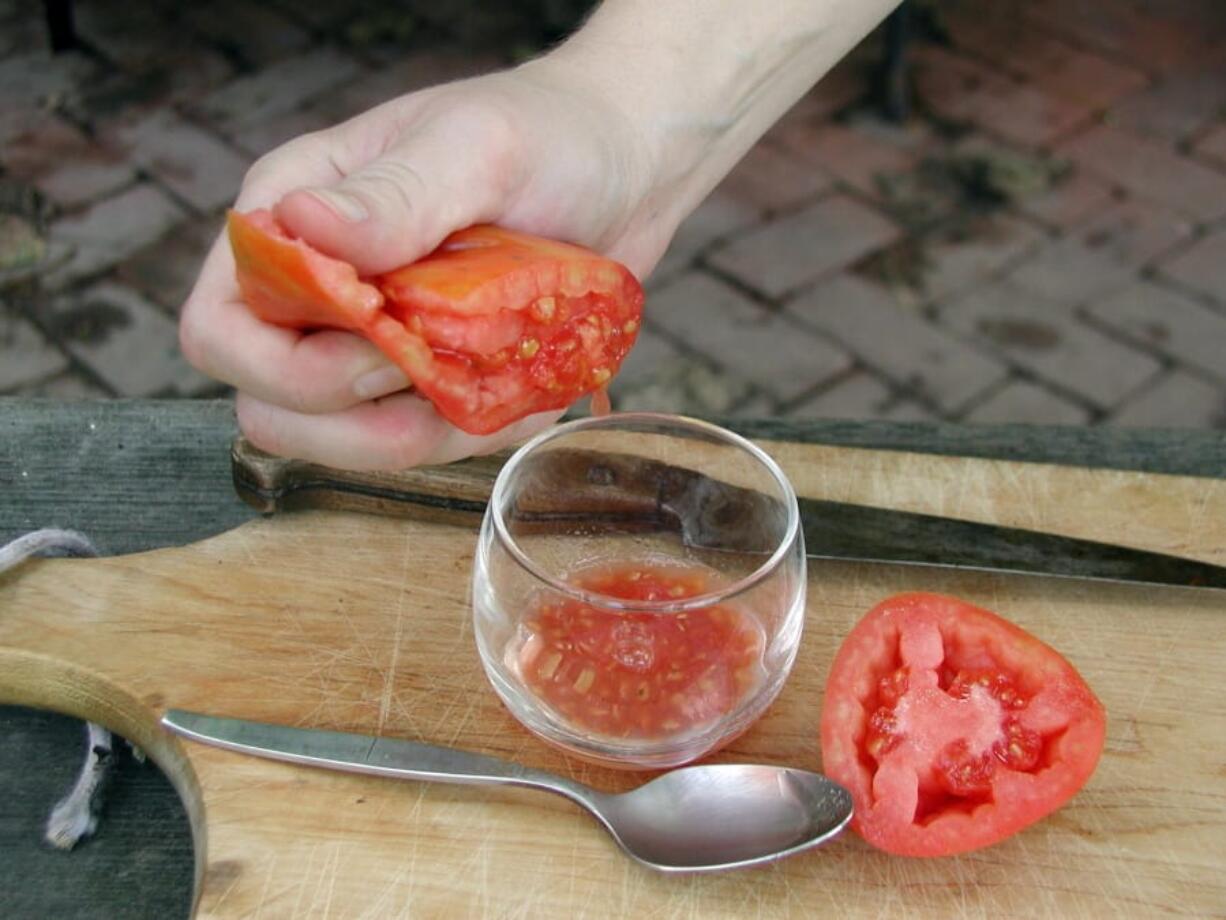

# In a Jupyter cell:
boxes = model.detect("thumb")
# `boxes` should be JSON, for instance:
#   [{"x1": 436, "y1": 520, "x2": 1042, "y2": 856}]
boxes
[{"x1": 274, "y1": 135, "x2": 502, "y2": 276}]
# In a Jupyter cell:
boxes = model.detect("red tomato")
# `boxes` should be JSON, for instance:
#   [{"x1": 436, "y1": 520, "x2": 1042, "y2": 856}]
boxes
[
  {"x1": 227, "y1": 211, "x2": 643, "y2": 435},
  {"x1": 820, "y1": 593, "x2": 1106, "y2": 857},
  {"x1": 517, "y1": 564, "x2": 765, "y2": 740}
]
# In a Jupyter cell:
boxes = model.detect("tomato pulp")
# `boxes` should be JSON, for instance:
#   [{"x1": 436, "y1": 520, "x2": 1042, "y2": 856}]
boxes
[
  {"x1": 513, "y1": 563, "x2": 765, "y2": 741},
  {"x1": 227, "y1": 211, "x2": 643, "y2": 435},
  {"x1": 820, "y1": 593, "x2": 1106, "y2": 857}
]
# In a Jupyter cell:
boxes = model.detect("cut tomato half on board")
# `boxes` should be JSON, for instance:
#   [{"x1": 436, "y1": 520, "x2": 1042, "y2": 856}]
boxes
[
  {"x1": 226, "y1": 210, "x2": 643, "y2": 435},
  {"x1": 820, "y1": 592, "x2": 1106, "y2": 857}
]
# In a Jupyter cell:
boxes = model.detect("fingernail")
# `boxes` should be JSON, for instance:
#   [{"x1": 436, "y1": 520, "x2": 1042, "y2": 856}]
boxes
[
  {"x1": 354, "y1": 364, "x2": 410, "y2": 400},
  {"x1": 309, "y1": 188, "x2": 369, "y2": 223}
]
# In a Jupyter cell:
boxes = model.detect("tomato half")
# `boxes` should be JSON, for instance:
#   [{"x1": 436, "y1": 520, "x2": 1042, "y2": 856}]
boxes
[
  {"x1": 227, "y1": 211, "x2": 643, "y2": 435},
  {"x1": 820, "y1": 593, "x2": 1106, "y2": 857}
]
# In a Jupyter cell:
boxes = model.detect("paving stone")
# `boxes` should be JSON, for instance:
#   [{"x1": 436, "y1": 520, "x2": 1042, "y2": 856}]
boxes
[
  {"x1": 650, "y1": 193, "x2": 760, "y2": 287},
  {"x1": 0, "y1": 308, "x2": 68, "y2": 391},
  {"x1": 76, "y1": 3, "x2": 188, "y2": 66},
  {"x1": 839, "y1": 109, "x2": 939, "y2": 155},
  {"x1": 1130, "y1": 0, "x2": 1226, "y2": 42},
  {"x1": 612, "y1": 354, "x2": 751, "y2": 417},
  {"x1": 648, "y1": 271, "x2": 852, "y2": 402},
  {"x1": 1022, "y1": 0, "x2": 1214, "y2": 74},
  {"x1": 1108, "y1": 66, "x2": 1226, "y2": 142},
  {"x1": 43, "y1": 184, "x2": 187, "y2": 290},
  {"x1": 194, "y1": 48, "x2": 364, "y2": 136},
  {"x1": 232, "y1": 108, "x2": 333, "y2": 159},
  {"x1": 115, "y1": 218, "x2": 221, "y2": 314},
  {"x1": 0, "y1": 4, "x2": 43, "y2": 58},
  {"x1": 789, "y1": 371, "x2": 893, "y2": 419},
  {"x1": 707, "y1": 194, "x2": 900, "y2": 298},
  {"x1": 912, "y1": 45, "x2": 1012, "y2": 125},
  {"x1": 726, "y1": 392, "x2": 777, "y2": 418},
  {"x1": 607, "y1": 328, "x2": 682, "y2": 395},
  {"x1": 716, "y1": 143, "x2": 832, "y2": 215},
  {"x1": 1085, "y1": 279, "x2": 1226, "y2": 382},
  {"x1": 1157, "y1": 229, "x2": 1226, "y2": 305},
  {"x1": 72, "y1": 4, "x2": 233, "y2": 107},
  {"x1": 312, "y1": 51, "x2": 505, "y2": 119},
  {"x1": 943, "y1": 11, "x2": 1149, "y2": 111},
  {"x1": 15, "y1": 370, "x2": 110, "y2": 399},
  {"x1": 963, "y1": 379, "x2": 1092, "y2": 425},
  {"x1": 788, "y1": 273, "x2": 1007, "y2": 412},
  {"x1": 913, "y1": 43, "x2": 1096, "y2": 148},
  {"x1": 1010, "y1": 198, "x2": 1193, "y2": 304},
  {"x1": 1057, "y1": 123, "x2": 1226, "y2": 221},
  {"x1": 871, "y1": 212, "x2": 1044, "y2": 302},
  {"x1": 1074, "y1": 197, "x2": 1192, "y2": 264},
  {"x1": 1015, "y1": 170, "x2": 1116, "y2": 229},
  {"x1": 1031, "y1": 51, "x2": 1149, "y2": 111},
  {"x1": 46, "y1": 282, "x2": 212, "y2": 397},
  {"x1": 1, "y1": 117, "x2": 136, "y2": 210},
  {"x1": 1107, "y1": 370, "x2": 1226, "y2": 428},
  {"x1": 610, "y1": 327, "x2": 752, "y2": 416},
  {"x1": 0, "y1": 51, "x2": 98, "y2": 145},
  {"x1": 965, "y1": 81, "x2": 1094, "y2": 149},
  {"x1": 267, "y1": 0, "x2": 358, "y2": 31},
  {"x1": 233, "y1": 51, "x2": 505, "y2": 157},
  {"x1": 112, "y1": 111, "x2": 249, "y2": 213},
  {"x1": 771, "y1": 122, "x2": 916, "y2": 199},
  {"x1": 941, "y1": 280, "x2": 1163, "y2": 408},
  {"x1": 878, "y1": 399, "x2": 939, "y2": 422},
  {"x1": 1192, "y1": 122, "x2": 1226, "y2": 167},
  {"x1": 180, "y1": 0, "x2": 310, "y2": 67},
  {"x1": 1008, "y1": 240, "x2": 1132, "y2": 306}
]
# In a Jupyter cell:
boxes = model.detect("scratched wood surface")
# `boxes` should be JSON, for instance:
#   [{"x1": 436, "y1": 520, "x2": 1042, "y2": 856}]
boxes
[{"x1": 2, "y1": 438, "x2": 1225, "y2": 918}]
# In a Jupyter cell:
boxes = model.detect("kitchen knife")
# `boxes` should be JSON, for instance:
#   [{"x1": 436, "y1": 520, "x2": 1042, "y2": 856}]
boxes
[{"x1": 231, "y1": 437, "x2": 1226, "y2": 590}]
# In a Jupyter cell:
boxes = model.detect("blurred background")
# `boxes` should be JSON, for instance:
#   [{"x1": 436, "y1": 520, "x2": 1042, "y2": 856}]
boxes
[{"x1": 3, "y1": 0, "x2": 1226, "y2": 429}]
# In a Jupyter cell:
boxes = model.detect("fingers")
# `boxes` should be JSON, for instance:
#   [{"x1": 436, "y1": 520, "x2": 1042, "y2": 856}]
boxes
[
  {"x1": 179, "y1": 236, "x2": 409, "y2": 412},
  {"x1": 236, "y1": 391, "x2": 563, "y2": 471},
  {"x1": 273, "y1": 104, "x2": 516, "y2": 276}
]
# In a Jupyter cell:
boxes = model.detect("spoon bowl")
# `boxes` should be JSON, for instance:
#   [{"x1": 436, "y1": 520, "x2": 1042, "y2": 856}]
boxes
[
  {"x1": 163, "y1": 710, "x2": 853, "y2": 873},
  {"x1": 592, "y1": 763, "x2": 853, "y2": 871}
]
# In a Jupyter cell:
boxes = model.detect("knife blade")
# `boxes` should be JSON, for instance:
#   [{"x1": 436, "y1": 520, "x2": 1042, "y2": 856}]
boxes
[{"x1": 231, "y1": 437, "x2": 1226, "y2": 590}]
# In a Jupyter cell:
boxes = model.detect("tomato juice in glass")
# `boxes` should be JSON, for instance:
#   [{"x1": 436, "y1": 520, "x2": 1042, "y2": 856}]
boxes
[{"x1": 472, "y1": 414, "x2": 806, "y2": 769}]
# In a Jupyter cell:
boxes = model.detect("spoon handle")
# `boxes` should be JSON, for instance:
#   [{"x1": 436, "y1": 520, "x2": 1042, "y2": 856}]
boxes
[{"x1": 162, "y1": 709, "x2": 596, "y2": 806}]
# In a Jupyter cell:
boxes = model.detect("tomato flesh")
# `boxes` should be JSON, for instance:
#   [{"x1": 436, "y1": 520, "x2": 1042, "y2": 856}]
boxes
[
  {"x1": 820, "y1": 593, "x2": 1106, "y2": 857},
  {"x1": 227, "y1": 209, "x2": 383, "y2": 329},
  {"x1": 515, "y1": 563, "x2": 765, "y2": 741},
  {"x1": 227, "y1": 211, "x2": 643, "y2": 435}
]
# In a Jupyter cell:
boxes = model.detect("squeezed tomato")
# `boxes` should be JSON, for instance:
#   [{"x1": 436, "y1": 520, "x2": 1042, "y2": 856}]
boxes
[
  {"x1": 515, "y1": 563, "x2": 764, "y2": 740},
  {"x1": 227, "y1": 211, "x2": 642, "y2": 435}
]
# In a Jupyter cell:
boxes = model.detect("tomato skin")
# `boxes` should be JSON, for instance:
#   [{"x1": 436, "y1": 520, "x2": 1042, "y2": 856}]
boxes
[
  {"x1": 227, "y1": 210, "x2": 383, "y2": 329},
  {"x1": 227, "y1": 211, "x2": 643, "y2": 436},
  {"x1": 820, "y1": 593, "x2": 1106, "y2": 858}
]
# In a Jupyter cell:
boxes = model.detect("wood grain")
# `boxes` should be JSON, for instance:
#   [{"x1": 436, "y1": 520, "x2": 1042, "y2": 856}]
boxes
[{"x1": 3, "y1": 433, "x2": 1225, "y2": 918}]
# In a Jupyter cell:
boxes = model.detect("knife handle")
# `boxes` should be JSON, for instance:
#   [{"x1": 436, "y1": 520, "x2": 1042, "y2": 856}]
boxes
[
  {"x1": 231, "y1": 437, "x2": 769, "y2": 551},
  {"x1": 230, "y1": 437, "x2": 508, "y2": 526}
]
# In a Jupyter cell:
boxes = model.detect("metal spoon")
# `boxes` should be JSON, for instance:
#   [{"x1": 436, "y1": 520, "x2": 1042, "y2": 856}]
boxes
[{"x1": 162, "y1": 709, "x2": 853, "y2": 873}]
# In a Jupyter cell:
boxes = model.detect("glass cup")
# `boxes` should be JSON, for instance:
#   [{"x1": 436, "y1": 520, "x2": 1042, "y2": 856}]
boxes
[{"x1": 472, "y1": 413, "x2": 806, "y2": 769}]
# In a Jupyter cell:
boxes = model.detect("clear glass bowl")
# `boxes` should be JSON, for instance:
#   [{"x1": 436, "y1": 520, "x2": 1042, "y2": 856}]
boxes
[{"x1": 472, "y1": 413, "x2": 806, "y2": 769}]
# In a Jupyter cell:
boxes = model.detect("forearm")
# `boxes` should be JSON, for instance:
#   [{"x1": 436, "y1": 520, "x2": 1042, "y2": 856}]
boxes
[{"x1": 537, "y1": 0, "x2": 901, "y2": 219}]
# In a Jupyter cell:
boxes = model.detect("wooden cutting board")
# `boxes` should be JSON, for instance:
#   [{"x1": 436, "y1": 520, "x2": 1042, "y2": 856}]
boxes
[{"x1": 2, "y1": 438, "x2": 1224, "y2": 918}]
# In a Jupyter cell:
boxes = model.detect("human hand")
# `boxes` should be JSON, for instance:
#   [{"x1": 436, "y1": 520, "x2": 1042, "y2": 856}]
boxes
[{"x1": 180, "y1": 60, "x2": 667, "y2": 470}]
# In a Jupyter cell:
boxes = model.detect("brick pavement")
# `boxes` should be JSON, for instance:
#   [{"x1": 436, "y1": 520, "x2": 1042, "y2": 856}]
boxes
[{"x1": 2, "y1": 0, "x2": 1225, "y2": 429}]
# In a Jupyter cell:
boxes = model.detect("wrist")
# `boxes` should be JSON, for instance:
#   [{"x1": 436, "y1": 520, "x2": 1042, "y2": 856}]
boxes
[{"x1": 535, "y1": 1, "x2": 900, "y2": 222}]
